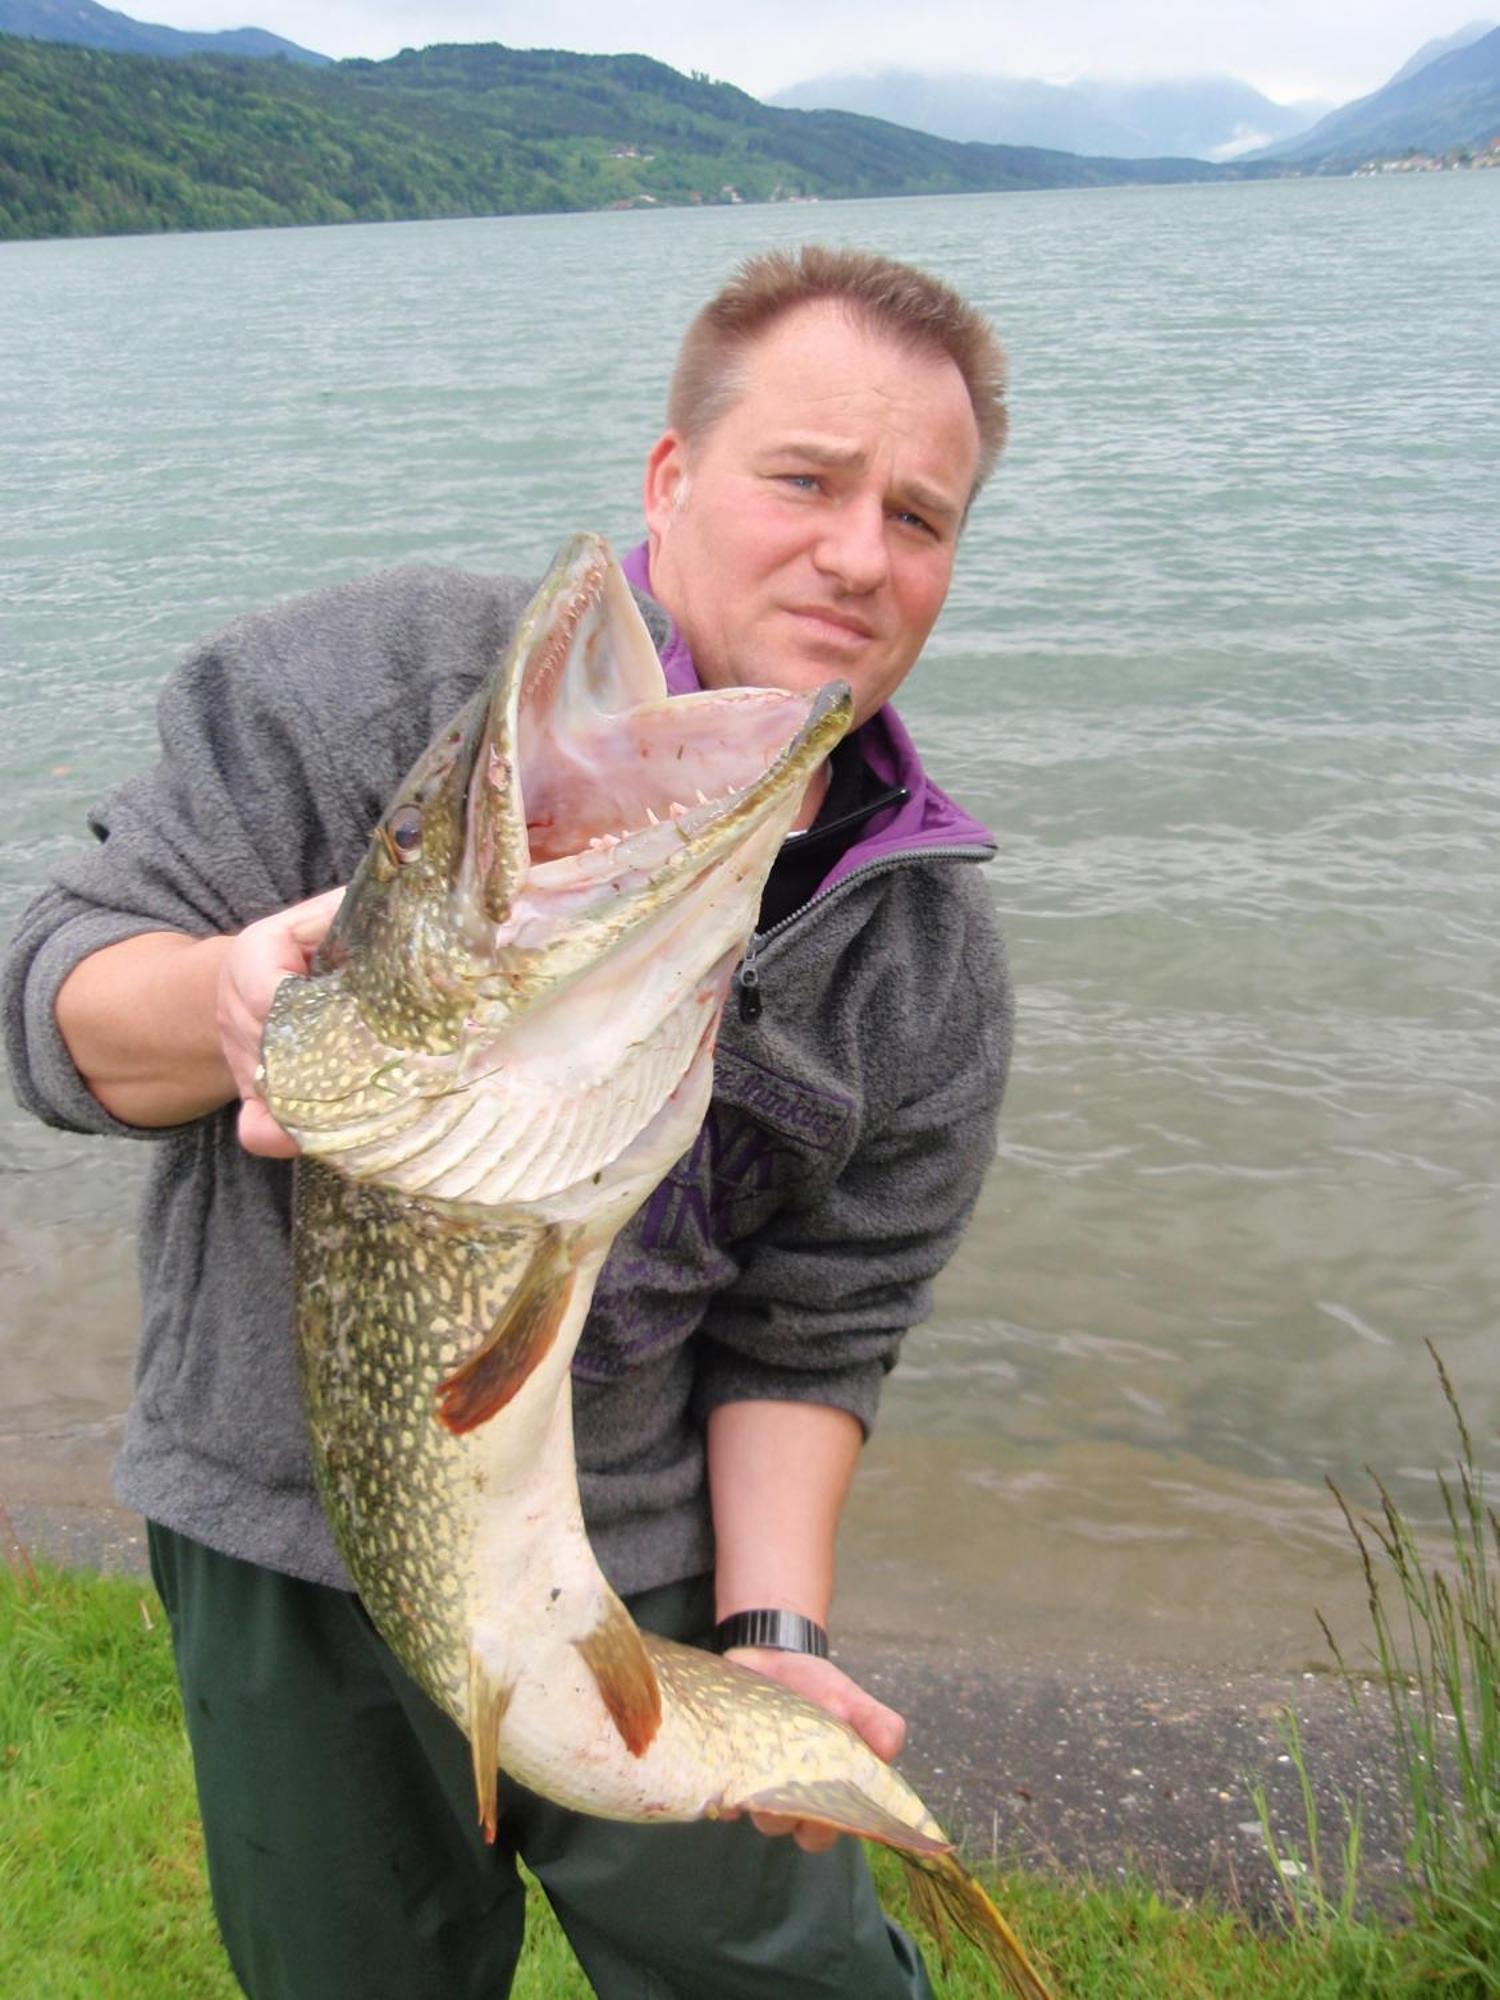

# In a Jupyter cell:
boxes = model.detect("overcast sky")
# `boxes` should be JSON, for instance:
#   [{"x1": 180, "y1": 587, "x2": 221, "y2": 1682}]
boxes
[{"x1": 134, "y1": 2, "x2": 1488, "y2": 105}]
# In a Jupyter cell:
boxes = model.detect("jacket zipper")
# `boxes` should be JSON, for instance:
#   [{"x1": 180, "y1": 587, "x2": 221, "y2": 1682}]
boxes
[{"x1": 734, "y1": 844, "x2": 994, "y2": 1024}]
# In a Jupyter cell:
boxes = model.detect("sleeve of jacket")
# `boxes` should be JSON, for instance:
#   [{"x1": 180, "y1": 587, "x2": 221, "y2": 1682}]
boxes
[
  {"x1": 3, "y1": 616, "x2": 355, "y2": 1141},
  {"x1": 691, "y1": 874, "x2": 1012, "y2": 1436}
]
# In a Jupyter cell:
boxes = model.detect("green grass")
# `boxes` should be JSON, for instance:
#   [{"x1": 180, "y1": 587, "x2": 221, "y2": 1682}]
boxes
[
  {"x1": 1250, "y1": 1706, "x2": 1367, "y2": 1940},
  {"x1": 0, "y1": 1558, "x2": 234, "y2": 1999},
  {"x1": 0, "y1": 1553, "x2": 1454, "y2": 1999},
  {"x1": 1317, "y1": 1343, "x2": 1500, "y2": 1989},
  {"x1": 879, "y1": 1850, "x2": 1420, "y2": 1998}
]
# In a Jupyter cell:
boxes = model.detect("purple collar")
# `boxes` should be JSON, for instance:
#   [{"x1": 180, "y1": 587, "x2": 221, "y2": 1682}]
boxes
[{"x1": 620, "y1": 541, "x2": 994, "y2": 893}]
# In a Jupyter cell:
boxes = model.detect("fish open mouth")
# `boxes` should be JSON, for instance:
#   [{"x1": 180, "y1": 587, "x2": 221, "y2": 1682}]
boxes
[
  {"x1": 265, "y1": 535, "x2": 849, "y2": 1203},
  {"x1": 463, "y1": 535, "x2": 849, "y2": 938}
]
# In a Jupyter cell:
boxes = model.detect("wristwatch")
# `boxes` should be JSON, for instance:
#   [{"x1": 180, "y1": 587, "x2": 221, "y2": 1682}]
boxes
[{"x1": 710, "y1": 1608, "x2": 830, "y2": 1659}]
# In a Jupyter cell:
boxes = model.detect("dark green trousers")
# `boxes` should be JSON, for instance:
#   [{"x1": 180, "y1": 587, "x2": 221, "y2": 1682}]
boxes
[{"x1": 148, "y1": 1525, "x2": 933, "y2": 2000}]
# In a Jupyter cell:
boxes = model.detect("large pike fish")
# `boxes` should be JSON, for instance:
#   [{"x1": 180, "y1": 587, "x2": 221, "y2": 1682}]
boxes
[{"x1": 259, "y1": 534, "x2": 1052, "y2": 1999}]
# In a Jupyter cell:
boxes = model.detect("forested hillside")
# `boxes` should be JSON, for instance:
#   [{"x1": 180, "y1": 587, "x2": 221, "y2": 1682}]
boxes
[{"x1": 0, "y1": 34, "x2": 1273, "y2": 242}]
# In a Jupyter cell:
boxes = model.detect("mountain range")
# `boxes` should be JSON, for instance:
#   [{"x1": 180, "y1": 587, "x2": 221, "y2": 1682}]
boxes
[
  {"x1": 0, "y1": 0, "x2": 326, "y2": 63},
  {"x1": 768, "y1": 71, "x2": 1332, "y2": 162},
  {"x1": 770, "y1": 22, "x2": 1499, "y2": 164},
  {"x1": 1255, "y1": 22, "x2": 1500, "y2": 163},
  {"x1": 3, "y1": 6, "x2": 1498, "y2": 244},
  {"x1": 1385, "y1": 20, "x2": 1497, "y2": 87},
  {"x1": 6, "y1": 2, "x2": 1497, "y2": 167}
]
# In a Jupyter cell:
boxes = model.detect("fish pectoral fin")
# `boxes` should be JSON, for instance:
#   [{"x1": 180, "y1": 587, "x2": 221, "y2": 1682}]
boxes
[
  {"x1": 436, "y1": 1230, "x2": 574, "y2": 1435},
  {"x1": 575, "y1": 1591, "x2": 662, "y2": 1757},
  {"x1": 736, "y1": 1778, "x2": 951, "y2": 1857},
  {"x1": 468, "y1": 1650, "x2": 515, "y2": 1845}
]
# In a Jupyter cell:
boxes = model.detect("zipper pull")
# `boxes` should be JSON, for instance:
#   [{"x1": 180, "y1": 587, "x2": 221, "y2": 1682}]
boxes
[{"x1": 736, "y1": 952, "x2": 763, "y2": 1024}]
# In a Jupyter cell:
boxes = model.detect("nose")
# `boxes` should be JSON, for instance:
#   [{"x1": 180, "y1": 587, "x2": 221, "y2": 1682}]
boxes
[{"x1": 812, "y1": 498, "x2": 889, "y2": 596}]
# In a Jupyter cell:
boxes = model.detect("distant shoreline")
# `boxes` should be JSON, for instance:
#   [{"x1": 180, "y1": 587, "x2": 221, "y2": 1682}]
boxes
[
  {"x1": 8, "y1": 163, "x2": 1491, "y2": 255},
  {"x1": 0, "y1": 172, "x2": 1296, "y2": 251}
]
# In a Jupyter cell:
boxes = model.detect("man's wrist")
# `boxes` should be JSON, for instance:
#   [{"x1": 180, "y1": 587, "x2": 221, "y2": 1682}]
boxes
[{"x1": 711, "y1": 1608, "x2": 830, "y2": 1659}]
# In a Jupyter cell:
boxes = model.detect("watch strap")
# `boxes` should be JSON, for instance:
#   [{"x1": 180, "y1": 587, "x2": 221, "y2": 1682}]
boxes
[{"x1": 710, "y1": 1608, "x2": 830, "y2": 1659}]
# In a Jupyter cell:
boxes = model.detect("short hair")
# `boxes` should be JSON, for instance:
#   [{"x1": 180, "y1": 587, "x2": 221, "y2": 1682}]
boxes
[{"x1": 668, "y1": 245, "x2": 1008, "y2": 496}]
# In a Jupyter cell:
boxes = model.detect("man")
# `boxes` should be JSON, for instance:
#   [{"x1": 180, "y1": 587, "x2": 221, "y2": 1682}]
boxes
[{"x1": 5, "y1": 247, "x2": 1012, "y2": 1998}]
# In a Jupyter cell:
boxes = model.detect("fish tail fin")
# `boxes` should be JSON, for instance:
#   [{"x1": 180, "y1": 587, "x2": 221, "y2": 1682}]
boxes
[
  {"x1": 897, "y1": 1850, "x2": 1055, "y2": 2000},
  {"x1": 467, "y1": 1649, "x2": 515, "y2": 1844},
  {"x1": 735, "y1": 1777, "x2": 1054, "y2": 1996},
  {"x1": 575, "y1": 1589, "x2": 662, "y2": 1757}
]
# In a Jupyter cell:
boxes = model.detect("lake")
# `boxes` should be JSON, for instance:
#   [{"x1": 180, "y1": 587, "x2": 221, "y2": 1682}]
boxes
[{"x1": 3, "y1": 172, "x2": 1497, "y2": 1674}]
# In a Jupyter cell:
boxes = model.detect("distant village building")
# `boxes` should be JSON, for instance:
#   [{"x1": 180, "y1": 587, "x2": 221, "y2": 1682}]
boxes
[{"x1": 1355, "y1": 136, "x2": 1500, "y2": 175}]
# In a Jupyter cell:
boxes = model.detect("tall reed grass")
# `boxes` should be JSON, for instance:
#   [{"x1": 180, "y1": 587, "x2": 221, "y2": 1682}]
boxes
[{"x1": 1313, "y1": 1343, "x2": 1500, "y2": 1986}]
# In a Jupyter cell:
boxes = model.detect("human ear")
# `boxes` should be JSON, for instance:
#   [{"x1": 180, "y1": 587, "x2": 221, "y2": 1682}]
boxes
[{"x1": 642, "y1": 431, "x2": 691, "y2": 539}]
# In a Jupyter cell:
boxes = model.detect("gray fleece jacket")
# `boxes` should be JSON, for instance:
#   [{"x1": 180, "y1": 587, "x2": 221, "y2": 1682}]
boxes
[{"x1": 4, "y1": 565, "x2": 1011, "y2": 1597}]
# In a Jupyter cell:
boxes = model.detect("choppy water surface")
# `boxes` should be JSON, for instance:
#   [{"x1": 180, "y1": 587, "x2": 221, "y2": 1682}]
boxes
[{"x1": 3, "y1": 177, "x2": 1496, "y2": 1669}]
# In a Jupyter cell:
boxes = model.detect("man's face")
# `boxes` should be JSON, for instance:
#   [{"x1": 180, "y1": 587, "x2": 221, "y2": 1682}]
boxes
[{"x1": 642, "y1": 301, "x2": 981, "y2": 729}]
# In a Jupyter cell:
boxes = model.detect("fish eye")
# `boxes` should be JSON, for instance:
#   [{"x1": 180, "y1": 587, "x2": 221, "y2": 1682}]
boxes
[{"x1": 388, "y1": 805, "x2": 424, "y2": 858}]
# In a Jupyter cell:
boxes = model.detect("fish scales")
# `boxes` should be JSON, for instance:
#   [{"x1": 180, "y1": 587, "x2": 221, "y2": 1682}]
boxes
[
  {"x1": 295, "y1": 1159, "x2": 540, "y2": 1709},
  {"x1": 260, "y1": 534, "x2": 1055, "y2": 1999}
]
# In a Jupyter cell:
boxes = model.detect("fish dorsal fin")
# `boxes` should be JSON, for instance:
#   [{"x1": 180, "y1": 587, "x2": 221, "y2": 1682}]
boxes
[
  {"x1": 435, "y1": 1229, "x2": 575, "y2": 1434},
  {"x1": 467, "y1": 1648, "x2": 515, "y2": 1845},
  {"x1": 732, "y1": 1777, "x2": 951, "y2": 1856},
  {"x1": 575, "y1": 1589, "x2": 662, "y2": 1757}
]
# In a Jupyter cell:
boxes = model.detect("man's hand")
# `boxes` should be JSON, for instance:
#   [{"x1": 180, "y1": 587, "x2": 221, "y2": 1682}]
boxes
[
  {"x1": 56, "y1": 888, "x2": 344, "y2": 1137},
  {"x1": 725, "y1": 1647, "x2": 907, "y2": 1854},
  {"x1": 217, "y1": 888, "x2": 344, "y2": 1157}
]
